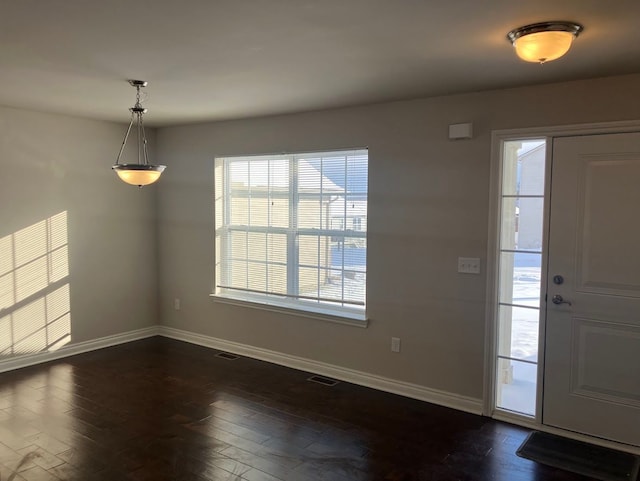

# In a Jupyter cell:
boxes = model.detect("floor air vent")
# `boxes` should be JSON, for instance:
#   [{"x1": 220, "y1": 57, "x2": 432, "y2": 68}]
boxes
[
  {"x1": 215, "y1": 352, "x2": 239, "y2": 360},
  {"x1": 307, "y1": 375, "x2": 339, "y2": 386}
]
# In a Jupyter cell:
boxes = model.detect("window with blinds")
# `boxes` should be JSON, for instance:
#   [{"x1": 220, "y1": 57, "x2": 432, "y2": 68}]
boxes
[{"x1": 214, "y1": 149, "x2": 368, "y2": 320}]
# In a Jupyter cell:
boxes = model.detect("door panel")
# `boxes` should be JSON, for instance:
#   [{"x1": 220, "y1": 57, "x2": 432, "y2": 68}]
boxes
[
  {"x1": 543, "y1": 132, "x2": 640, "y2": 446},
  {"x1": 576, "y1": 158, "x2": 640, "y2": 295},
  {"x1": 571, "y1": 318, "x2": 640, "y2": 407}
]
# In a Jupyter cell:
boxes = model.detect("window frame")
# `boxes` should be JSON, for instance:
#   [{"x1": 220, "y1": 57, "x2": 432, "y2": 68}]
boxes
[{"x1": 211, "y1": 149, "x2": 369, "y2": 326}]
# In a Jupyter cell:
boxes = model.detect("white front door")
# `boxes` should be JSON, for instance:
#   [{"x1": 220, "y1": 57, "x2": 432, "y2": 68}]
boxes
[{"x1": 543, "y1": 132, "x2": 640, "y2": 446}]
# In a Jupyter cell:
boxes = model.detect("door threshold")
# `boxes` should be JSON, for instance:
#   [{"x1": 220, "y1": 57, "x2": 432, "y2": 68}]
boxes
[{"x1": 492, "y1": 411, "x2": 640, "y2": 455}]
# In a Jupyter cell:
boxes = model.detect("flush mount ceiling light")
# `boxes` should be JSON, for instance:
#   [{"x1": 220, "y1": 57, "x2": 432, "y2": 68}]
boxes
[
  {"x1": 112, "y1": 80, "x2": 166, "y2": 187},
  {"x1": 507, "y1": 21, "x2": 583, "y2": 64}
]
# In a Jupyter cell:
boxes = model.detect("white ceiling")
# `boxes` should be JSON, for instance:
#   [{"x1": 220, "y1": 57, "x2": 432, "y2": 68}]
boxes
[{"x1": 2, "y1": 0, "x2": 640, "y2": 126}]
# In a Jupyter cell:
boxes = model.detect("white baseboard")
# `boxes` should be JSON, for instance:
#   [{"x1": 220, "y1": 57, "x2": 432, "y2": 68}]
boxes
[
  {"x1": 158, "y1": 326, "x2": 483, "y2": 415},
  {"x1": 0, "y1": 326, "x2": 159, "y2": 374}
]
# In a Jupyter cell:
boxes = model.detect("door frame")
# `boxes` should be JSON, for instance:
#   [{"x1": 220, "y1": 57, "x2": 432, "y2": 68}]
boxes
[{"x1": 483, "y1": 119, "x2": 640, "y2": 453}]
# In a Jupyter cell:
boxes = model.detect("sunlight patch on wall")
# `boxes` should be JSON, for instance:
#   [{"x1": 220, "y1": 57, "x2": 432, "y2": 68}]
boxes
[{"x1": 0, "y1": 211, "x2": 71, "y2": 358}]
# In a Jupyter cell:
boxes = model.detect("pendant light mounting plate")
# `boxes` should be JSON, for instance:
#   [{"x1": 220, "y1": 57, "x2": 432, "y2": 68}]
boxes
[{"x1": 128, "y1": 79, "x2": 148, "y2": 88}]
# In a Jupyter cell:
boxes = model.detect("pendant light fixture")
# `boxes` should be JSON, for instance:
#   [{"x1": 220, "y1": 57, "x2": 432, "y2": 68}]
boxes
[
  {"x1": 507, "y1": 22, "x2": 583, "y2": 64},
  {"x1": 112, "y1": 80, "x2": 166, "y2": 187}
]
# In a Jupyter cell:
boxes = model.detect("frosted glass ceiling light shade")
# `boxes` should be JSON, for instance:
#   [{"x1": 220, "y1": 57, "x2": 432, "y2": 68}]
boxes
[
  {"x1": 507, "y1": 22, "x2": 583, "y2": 63},
  {"x1": 113, "y1": 164, "x2": 165, "y2": 186},
  {"x1": 112, "y1": 80, "x2": 166, "y2": 187}
]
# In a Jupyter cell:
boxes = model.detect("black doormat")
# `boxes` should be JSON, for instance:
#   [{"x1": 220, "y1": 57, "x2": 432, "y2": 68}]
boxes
[{"x1": 517, "y1": 431, "x2": 640, "y2": 481}]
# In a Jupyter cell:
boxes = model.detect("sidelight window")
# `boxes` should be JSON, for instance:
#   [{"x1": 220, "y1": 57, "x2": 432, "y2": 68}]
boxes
[{"x1": 494, "y1": 139, "x2": 546, "y2": 416}]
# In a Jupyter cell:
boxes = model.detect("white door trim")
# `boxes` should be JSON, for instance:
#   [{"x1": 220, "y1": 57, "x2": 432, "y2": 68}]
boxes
[{"x1": 483, "y1": 120, "x2": 640, "y2": 427}]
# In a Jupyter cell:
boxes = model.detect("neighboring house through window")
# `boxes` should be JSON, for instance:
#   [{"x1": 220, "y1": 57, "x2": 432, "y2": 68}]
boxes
[{"x1": 214, "y1": 149, "x2": 368, "y2": 321}]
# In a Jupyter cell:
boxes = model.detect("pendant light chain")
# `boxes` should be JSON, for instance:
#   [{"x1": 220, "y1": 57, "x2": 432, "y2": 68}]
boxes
[{"x1": 134, "y1": 83, "x2": 150, "y2": 167}]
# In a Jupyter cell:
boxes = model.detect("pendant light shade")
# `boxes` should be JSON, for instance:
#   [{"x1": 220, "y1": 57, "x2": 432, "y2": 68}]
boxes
[
  {"x1": 113, "y1": 164, "x2": 165, "y2": 186},
  {"x1": 507, "y1": 22, "x2": 583, "y2": 63},
  {"x1": 112, "y1": 80, "x2": 166, "y2": 187}
]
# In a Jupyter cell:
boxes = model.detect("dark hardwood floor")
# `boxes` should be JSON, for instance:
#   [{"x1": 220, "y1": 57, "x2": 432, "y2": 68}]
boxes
[{"x1": 0, "y1": 337, "x2": 595, "y2": 481}]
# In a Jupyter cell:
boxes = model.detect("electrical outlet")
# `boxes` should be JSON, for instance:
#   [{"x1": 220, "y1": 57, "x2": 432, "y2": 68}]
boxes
[
  {"x1": 458, "y1": 257, "x2": 481, "y2": 274},
  {"x1": 174, "y1": 298, "x2": 181, "y2": 310},
  {"x1": 391, "y1": 337, "x2": 401, "y2": 353}
]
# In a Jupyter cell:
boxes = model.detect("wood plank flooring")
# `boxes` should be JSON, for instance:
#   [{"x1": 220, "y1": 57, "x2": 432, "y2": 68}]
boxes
[{"x1": 0, "y1": 337, "x2": 595, "y2": 480}]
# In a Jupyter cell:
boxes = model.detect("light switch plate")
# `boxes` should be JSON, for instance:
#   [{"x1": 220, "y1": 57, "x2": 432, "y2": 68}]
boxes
[{"x1": 458, "y1": 257, "x2": 480, "y2": 274}]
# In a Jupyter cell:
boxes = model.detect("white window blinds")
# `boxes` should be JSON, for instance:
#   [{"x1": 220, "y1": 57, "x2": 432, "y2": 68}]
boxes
[{"x1": 214, "y1": 149, "x2": 368, "y2": 319}]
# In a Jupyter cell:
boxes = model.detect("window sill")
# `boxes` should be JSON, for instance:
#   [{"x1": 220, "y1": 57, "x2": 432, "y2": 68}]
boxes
[{"x1": 209, "y1": 293, "x2": 368, "y2": 328}]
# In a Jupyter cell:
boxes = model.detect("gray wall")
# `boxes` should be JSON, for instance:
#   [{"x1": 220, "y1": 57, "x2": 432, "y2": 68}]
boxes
[
  {"x1": 157, "y1": 73, "x2": 640, "y2": 402},
  {"x1": 0, "y1": 106, "x2": 158, "y2": 352}
]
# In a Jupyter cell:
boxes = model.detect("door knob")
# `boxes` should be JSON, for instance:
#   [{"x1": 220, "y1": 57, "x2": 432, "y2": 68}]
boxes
[{"x1": 551, "y1": 294, "x2": 572, "y2": 306}]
